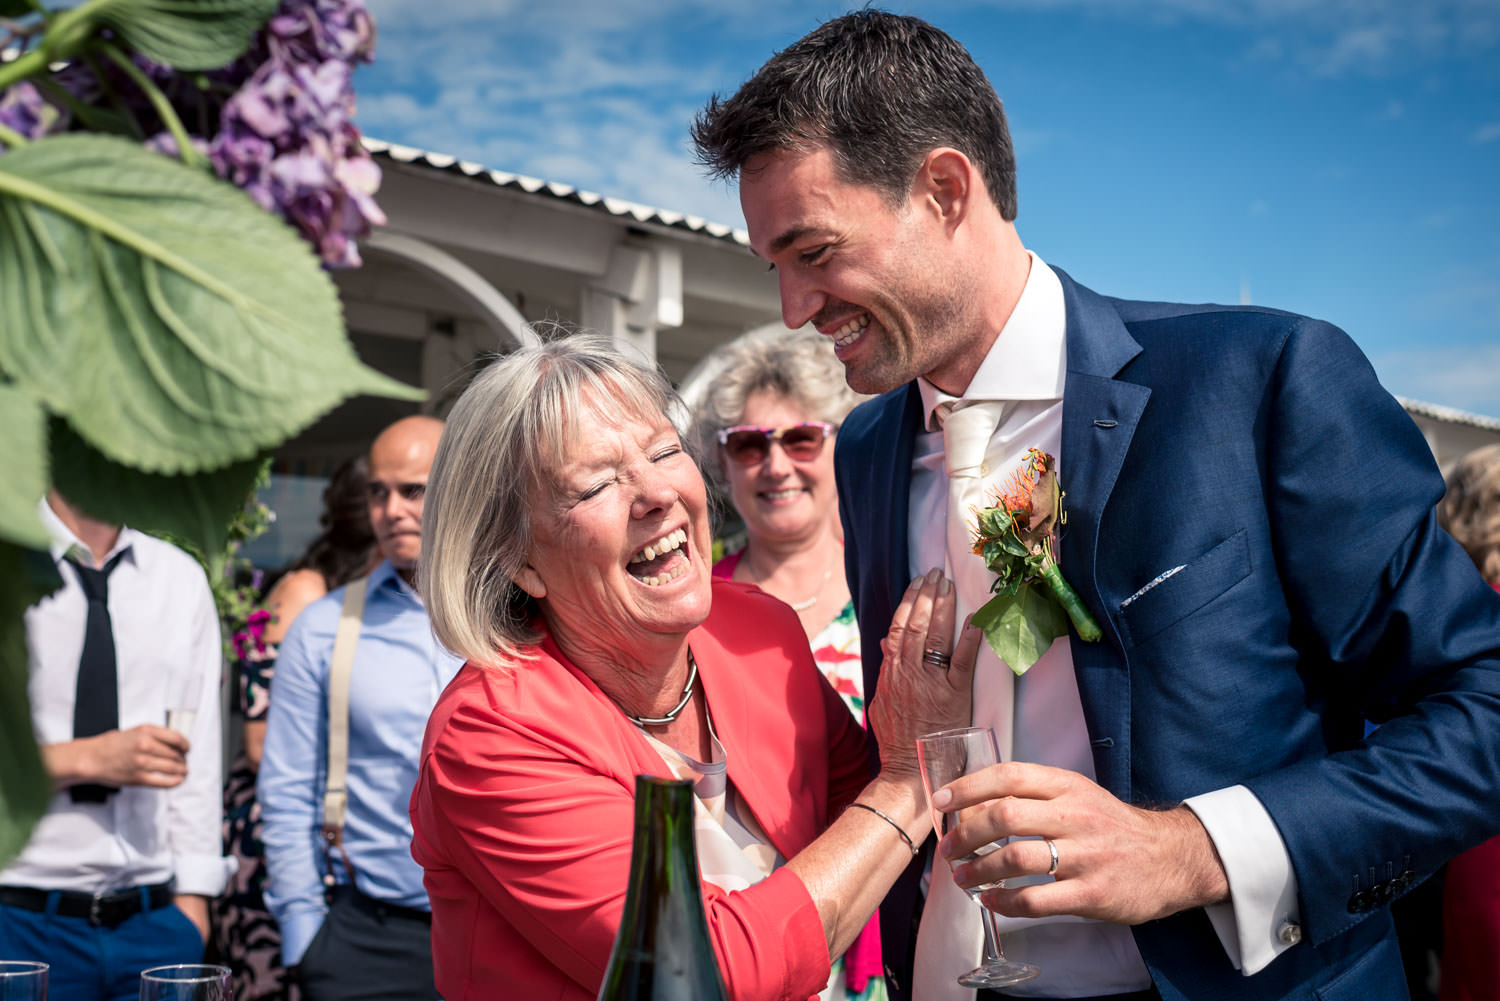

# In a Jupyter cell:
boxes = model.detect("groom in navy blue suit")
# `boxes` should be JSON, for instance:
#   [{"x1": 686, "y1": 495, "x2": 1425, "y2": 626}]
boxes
[{"x1": 694, "y1": 11, "x2": 1500, "y2": 1001}]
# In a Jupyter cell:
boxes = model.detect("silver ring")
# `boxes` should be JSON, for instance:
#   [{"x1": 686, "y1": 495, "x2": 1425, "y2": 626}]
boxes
[
  {"x1": 922, "y1": 648, "x2": 952, "y2": 668},
  {"x1": 1045, "y1": 838, "x2": 1059, "y2": 876}
]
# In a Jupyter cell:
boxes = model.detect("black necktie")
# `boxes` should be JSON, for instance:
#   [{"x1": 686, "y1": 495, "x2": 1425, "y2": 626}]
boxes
[{"x1": 68, "y1": 550, "x2": 128, "y2": 803}]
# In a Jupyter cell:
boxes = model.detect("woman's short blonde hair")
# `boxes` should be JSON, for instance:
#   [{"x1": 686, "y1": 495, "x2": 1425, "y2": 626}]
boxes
[
  {"x1": 1438, "y1": 442, "x2": 1500, "y2": 585},
  {"x1": 693, "y1": 324, "x2": 869, "y2": 492},
  {"x1": 421, "y1": 330, "x2": 690, "y2": 666}
]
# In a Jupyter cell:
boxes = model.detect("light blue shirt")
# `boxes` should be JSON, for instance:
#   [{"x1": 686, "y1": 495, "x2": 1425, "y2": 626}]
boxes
[{"x1": 259, "y1": 560, "x2": 463, "y2": 964}]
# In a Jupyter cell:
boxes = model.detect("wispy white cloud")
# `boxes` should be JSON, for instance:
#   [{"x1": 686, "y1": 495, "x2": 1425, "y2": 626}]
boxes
[
  {"x1": 359, "y1": 0, "x2": 763, "y2": 223},
  {"x1": 355, "y1": 0, "x2": 1500, "y2": 227}
]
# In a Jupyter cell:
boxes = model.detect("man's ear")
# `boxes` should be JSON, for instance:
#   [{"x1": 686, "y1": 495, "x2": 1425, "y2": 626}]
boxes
[
  {"x1": 513, "y1": 564, "x2": 547, "y2": 599},
  {"x1": 912, "y1": 147, "x2": 974, "y2": 231}
]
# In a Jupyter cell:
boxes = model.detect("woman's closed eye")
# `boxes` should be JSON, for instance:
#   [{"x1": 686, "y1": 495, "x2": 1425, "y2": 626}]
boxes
[{"x1": 652, "y1": 444, "x2": 683, "y2": 462}]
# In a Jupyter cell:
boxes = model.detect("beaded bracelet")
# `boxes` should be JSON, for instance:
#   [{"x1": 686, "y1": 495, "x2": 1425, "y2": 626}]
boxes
[{"x1": 846, "y1": 802, "x2": 920, "y2": 857}]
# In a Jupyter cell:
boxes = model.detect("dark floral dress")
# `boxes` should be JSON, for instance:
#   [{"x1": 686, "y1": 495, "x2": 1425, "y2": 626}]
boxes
[{"x1": 216, "y1": 619, "x2": 299, "y2": 1001}]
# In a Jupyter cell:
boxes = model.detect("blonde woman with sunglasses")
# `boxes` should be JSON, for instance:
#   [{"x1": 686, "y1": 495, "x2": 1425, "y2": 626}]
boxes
[{"x1": 696, "y1": 325, "x2": 884, "y2": 999}]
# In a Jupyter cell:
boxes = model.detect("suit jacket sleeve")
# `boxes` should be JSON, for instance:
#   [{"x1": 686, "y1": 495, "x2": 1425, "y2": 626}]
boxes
[{"x1": 1236, "y1": 320, "x2": 1500, "y2": 946}]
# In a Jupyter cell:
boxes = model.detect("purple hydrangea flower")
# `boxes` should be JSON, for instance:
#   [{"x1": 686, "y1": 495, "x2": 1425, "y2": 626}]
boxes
[
  {"x1": 207, "y1": 0, "x2": 385, "y2": 267},
  {"x1": 0, "y1": 82, "x2": 55, "y2": 145},
  {"x1": 4, "y1": 0, "x2": 383, "y2": 265}
]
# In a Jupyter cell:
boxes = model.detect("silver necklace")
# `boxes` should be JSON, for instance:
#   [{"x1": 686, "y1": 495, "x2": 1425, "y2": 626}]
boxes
[
  {"x1": 786, "y1": 568, "x2": 834, "y2": 611},
  {"x1": 624, "y1": 651, "x2": 698, "y2": 727}
]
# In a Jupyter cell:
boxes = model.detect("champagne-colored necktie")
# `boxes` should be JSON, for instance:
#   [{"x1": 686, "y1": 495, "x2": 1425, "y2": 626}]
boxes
[{"x1": 913, "y1": 400, "x2": 1008, "y2": 1001}]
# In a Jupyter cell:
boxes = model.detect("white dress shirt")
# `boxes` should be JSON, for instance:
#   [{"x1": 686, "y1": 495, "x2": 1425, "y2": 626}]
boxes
[
  {"x1": 907, "y1": 253, "x2": 1300, "y2": 993},
  {"x1": 1, "y1": 499, "x2": 235, "y2": 897}
]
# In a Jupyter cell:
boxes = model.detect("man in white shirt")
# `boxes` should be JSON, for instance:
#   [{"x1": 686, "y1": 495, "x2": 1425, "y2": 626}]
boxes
[
  {"x1": 694, "y1": 11, "x2": 1500, "y2": 1001},
  {"x1": 0, "y1": 491, "x2": 233, "y2": 1001}
]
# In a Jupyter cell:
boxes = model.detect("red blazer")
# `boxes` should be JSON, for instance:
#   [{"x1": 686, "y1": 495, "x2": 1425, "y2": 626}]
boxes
[{"x1": 410, "y1": 579, "x2": 871, "y2": 1001}]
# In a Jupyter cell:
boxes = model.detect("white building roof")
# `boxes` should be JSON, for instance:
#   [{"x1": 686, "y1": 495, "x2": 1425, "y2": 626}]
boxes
[
  {"x1": 362, "y1": 137, "x2": 751, "y2": 247},
  {"x1": 1398, "y1": 397, "x2": 1500, "y2": 432}
]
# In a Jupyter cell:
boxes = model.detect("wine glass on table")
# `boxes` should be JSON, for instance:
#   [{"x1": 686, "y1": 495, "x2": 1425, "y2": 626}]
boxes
[
  {"x1": 138, "y1": 965, "x2": 231, "y2": 1001},
  {"x1": 916, "y1": 725, "x2": 1040, "y2": 989},
  {"x1": 0, "y1": 961, "x2": 48, "y2": 1001}
]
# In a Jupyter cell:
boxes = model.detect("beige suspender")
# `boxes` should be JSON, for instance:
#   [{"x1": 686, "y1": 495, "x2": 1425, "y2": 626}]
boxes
[{"x1": 319, "y1": 576, "x2": 367, "y2": 880}]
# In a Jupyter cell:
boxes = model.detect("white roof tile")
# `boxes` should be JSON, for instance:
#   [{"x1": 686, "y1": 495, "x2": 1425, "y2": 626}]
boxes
[{"x1": 364, "y1": 136, "x2": 751, "y2": 246}]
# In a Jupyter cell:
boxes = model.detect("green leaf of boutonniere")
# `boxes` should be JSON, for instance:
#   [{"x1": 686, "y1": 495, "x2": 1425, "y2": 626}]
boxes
[
  {"x1": 971, "y1": 583, "x2": 1071, "y2": 675},
  {"x1": 968, "y1": 448, "x2": 1104, "y2": 671}
]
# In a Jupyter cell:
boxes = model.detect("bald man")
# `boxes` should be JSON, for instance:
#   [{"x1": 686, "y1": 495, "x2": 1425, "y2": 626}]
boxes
[{"x1": 259, "y1": 417, "x2": 462, "y2": 1001}]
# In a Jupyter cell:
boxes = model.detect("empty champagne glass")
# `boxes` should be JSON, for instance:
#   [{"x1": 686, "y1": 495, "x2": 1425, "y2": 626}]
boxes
[
  {"x1": 0, "y1": 962, "x2": 47, "y2": 1001},
  {"x1": 139, "y1": 965, "x2": 231, "y2": 1001},
  {"x1": 916, "y1": 726, "x2": 1040, "y2": 989}
]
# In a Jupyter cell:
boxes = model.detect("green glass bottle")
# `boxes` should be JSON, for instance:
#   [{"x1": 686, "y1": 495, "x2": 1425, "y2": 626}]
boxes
[{"x1": 596, "y1": 776, "x2": 730, "y2": 1001}]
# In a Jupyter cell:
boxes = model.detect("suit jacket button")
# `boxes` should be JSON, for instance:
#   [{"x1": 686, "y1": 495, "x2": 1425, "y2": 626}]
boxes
[
  {"x1": 1348, "y1": 891, "x2": 1371, "y2": 912},
  {"x1": 1277, "y1": 922, "x2": 1302, "y2": 946}
]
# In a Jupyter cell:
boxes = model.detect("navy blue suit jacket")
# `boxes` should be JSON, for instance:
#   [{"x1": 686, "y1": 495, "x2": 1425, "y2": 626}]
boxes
[{"x1": 834, "y1": 269, "x2": 1500, "y2": 1001}]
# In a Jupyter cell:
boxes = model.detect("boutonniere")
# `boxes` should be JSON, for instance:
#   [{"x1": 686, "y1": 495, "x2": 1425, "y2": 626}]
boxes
[{"x1": 969, "y1": 448, "x2": 1102, "y2": 674}]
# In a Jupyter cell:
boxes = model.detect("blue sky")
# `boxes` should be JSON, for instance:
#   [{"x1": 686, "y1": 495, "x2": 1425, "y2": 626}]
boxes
[{"x1": 357, "y1": 0, "x2": 1500, "y2": 418}]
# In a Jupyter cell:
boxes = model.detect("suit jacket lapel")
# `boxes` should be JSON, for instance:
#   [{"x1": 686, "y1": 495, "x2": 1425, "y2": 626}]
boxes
[
  {"x1": 1055, "y1": 268, "x2": 1150, "y2": 798},
  {"x1": 853, "y1": 384, "x2": 922, "y2": 710}
]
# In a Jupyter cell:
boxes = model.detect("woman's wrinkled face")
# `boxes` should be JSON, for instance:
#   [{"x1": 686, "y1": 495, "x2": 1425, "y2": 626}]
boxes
[
  {"x1": 723, "y1": 389, "x2": 838, "y2": 549},
  {"x1": 514, "y1": 404, "x2": 713, "y2": 657}
]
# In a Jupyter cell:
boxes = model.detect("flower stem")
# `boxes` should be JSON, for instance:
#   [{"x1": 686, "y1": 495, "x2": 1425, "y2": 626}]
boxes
[
  {"x1": 98, "y1": 43, "x2": 206, "y2": 169},
  {"x1": 0, "y1": 43, "x2": 48, "y2": 92},
  {"x1": 0, "y1": 119, "x2": 28, "y2": 149},
  {"x1": 1039, "y1": 561, "x2": 1103, "y2": 643}
]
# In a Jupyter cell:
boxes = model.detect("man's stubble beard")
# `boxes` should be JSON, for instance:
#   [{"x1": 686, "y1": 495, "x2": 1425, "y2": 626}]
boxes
[{"x1": 845, "y1": 275, "x2": 980, "y2": 397}]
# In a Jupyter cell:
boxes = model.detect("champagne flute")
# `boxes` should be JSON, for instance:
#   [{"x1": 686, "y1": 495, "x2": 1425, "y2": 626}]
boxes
[
  {"x1": 916, "y1": 726, "x2": 1040, "y2": 989},
  {"x1": 0, "y1": 962, "x2": 48, "y2": 1001},
  {"x1": 163, "y1": 707, "x2": 197, "y2": 736},
  {"x1": 139, "y1": 965, "x2": 231, "y2": 1001},
  {"x1": 165, "y1": 671, "x2": 202, "y2": 738}
]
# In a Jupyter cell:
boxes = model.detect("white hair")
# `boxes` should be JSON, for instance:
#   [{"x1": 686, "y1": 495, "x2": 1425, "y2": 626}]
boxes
[{"x1": 421, "y1": 330, "x2": 689, "y2": 666}]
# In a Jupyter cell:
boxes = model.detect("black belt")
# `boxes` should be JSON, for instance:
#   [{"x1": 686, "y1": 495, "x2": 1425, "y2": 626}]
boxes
[
  {"x1": 0, "y1": 882, "x2": 173, "y2": 927},
  {"x1": 332, "y1": 884, "x2": 432, "y2": 925}
]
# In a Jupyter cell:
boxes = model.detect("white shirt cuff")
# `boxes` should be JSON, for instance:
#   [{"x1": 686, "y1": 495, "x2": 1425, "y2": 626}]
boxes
[
  {"x1": 1183, "y1": 785, "x2": 1302, "y2": 975},
  {"x1": 173, "y1": 853, "x2": 238, "y2": 897}
]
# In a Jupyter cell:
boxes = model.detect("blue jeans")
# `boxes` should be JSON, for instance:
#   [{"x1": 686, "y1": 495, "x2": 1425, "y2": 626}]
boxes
[{"x1": 0, "y1": 892, "x2": 204, "y2": 1001}]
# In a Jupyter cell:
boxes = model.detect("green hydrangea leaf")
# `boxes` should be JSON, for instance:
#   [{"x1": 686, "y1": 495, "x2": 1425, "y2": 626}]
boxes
[
  {"x1": 0, "y1": 542, "x2": 63, "y2": 867},
  {"x1": 0, "y1": 385, "x2": 51, "y2": 550},
  {"x1": 49, "y1": 420, "x2": 266, "y2": 562},
  {"x1": 0, "y1": 133, "x2": 422, "y2": 476},
  {"x1": 91, "y1": 0, "x2": 280, "y2": 71},
  {"x1": 971, "y1": 582, "x2": 1069, "y2": 675}
]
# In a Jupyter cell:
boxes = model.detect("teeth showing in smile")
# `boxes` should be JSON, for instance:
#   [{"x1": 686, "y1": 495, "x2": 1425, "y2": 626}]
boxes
[
  {"x1": 762, "y1": 488, "x2": 803, "y2": 502},
  {"x1": 832, "y1": 314, "x2": 868, "y2": 348},
  {"x1": 628, "y1": 527, "x2": 689, "y2": 586}
]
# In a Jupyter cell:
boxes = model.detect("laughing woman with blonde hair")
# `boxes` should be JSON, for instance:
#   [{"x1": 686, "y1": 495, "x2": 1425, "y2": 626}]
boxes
[{"x1": 410, "y1": 332, "x2": 978, "y2": 1001}]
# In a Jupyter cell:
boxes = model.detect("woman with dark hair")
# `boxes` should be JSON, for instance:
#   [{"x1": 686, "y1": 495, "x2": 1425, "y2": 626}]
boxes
[{"x1": 216, "y1": 456, "x2": 378, "y2": 1000}]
